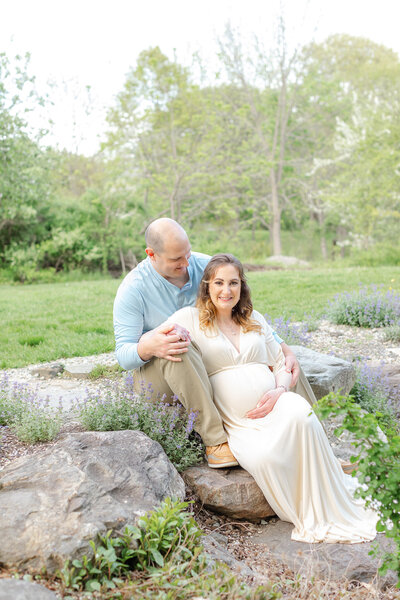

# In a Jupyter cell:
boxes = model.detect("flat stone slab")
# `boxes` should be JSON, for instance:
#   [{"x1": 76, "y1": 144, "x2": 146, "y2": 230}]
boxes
[
  {"x1": 183, "y1": 464, "x2": 275, "y2": 521},
  {"x1": 30, "y1": 363, "x2": 64, "y2": 379},
  {"x1": 63, "y1": 362, "x2": 94, "y2": 379},
  {"x1": 291, "y1": 345, "x2": 356, "y2": 399},
  {"x1": 252, "y1": 520, "x2": 397, "y2": 587},
  {"x1": 0, "y1": 579, "x2": 57, "y2": 599}
]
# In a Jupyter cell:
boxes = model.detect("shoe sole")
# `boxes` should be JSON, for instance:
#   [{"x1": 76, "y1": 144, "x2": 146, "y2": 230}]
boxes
[
  {"x1": 340, "y1": 461, "x2": 359, "y2": 475},
  {"x1": 342, "y1": 465, "x2": 359, "y2": 474},
  {"x1": 207, "y1": 460, "x2": 239, "y2": 468}
]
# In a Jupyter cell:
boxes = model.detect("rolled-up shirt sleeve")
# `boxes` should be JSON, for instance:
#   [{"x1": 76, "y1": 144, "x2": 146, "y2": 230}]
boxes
[
  {"x1": 113, "y1": 287, "x2": 149, "y2": 371},
  {"x1": 272, "y1": 330, "x2": 283, "y2": 344}
]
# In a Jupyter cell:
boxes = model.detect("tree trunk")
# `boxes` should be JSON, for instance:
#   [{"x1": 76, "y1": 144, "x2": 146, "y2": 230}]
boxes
[
  {"x1": 119, "y1": 248, "x2": 126, "y2": 274},
  {"x1": 317, "y1": 211, "x2": 327, "y2": 260},
  {"x1": 270, "y1": 171, "x2": 282, "y2": 255}
]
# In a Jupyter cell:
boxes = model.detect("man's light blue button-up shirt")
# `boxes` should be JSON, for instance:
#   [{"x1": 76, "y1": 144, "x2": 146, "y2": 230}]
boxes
[{"x1": 113, "y1": 251, "x2": 283, "y2": 370}]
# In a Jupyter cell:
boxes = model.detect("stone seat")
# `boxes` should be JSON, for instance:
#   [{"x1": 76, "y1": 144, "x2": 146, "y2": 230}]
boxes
[{"x1": 182, "y1": 463, "x2": 275, "y2": 521}]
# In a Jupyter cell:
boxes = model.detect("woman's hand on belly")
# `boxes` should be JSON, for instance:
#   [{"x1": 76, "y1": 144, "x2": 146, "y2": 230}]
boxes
[{"x1": 245, "y1": 387, "x2": 284, "y2": 419}]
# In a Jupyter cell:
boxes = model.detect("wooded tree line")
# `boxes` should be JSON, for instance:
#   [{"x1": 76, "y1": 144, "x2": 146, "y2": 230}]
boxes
[{"x1": 1, "y1": 30, "x2": 400, "y2": 281}]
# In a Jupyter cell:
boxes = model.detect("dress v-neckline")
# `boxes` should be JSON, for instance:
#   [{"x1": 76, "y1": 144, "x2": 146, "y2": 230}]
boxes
[{"x1": 218, "y1": 325, "x2": 241, "y2": 354}]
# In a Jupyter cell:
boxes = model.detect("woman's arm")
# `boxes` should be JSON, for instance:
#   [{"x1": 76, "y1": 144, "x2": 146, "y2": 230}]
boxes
[{"x1": 245, "y1": 312, "x2": 292, "y2": 419}]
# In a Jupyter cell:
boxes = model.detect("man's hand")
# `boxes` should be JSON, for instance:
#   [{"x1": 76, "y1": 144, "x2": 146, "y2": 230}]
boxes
[
  {"x1": 137, "y1": 323, "x2": 191, "y2": 362},
  {"x1": 168, "y1": 323, "x2": 191, "y2": 342},
  {"x1": 281, "y1": 343, "x2": 300, "y2": 387},
  {"x1": 245, "y1": 387, "x2": 284, "y2": 419}
]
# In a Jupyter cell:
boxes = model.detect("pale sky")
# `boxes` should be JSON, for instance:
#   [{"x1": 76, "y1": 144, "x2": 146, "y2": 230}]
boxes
[{"x1": 2, "y1": 0, "x2": 400, "y2": 155}]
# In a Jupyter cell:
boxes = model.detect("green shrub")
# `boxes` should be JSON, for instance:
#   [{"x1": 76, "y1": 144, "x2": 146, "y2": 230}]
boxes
[
  {"x1": 350, "y1": 242, "x2": 400, "y2": 267},
  {"x1": 129, "y1": 497, "x2": 202, "y2": 570},
  {"x1": 74, "y1": 377, "x2": 204, "y2": 471},
  {"x1": 315, "y1": 392, "x2": 400, "y2": 586}
]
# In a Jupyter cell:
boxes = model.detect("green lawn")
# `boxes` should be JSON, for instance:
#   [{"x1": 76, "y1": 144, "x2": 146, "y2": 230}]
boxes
[
  {"x1": 248, "y1": 265, "x2": 400, "y2": 318},
  {"x1": 1, "y1": 266, "x2": 399, "y2": 368}
]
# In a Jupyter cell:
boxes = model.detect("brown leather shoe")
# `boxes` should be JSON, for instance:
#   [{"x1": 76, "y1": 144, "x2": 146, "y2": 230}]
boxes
[
  {"x1": 340, "y1": 459, "x2": 359, "y2": 475},
  {"x1": 206, "y1": 443, "x2": 239, "y2": 468}
]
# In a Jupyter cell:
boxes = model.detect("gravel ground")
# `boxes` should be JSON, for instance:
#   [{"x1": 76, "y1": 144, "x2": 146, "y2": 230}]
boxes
[{"x1": 307, "y1": 320, "x2": 400, "y2": 365}]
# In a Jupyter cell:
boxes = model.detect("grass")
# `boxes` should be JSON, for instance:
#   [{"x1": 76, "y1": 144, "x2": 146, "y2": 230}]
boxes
[
  {"x1": 1, "y1": 266, "x2": 399, "y2": 369},
  {"x1": 0, "y1": 279, "x2": 120, "y2": 368},
  {"x1": 248, "y1": 266, "x2": 400, "y2": 320}
]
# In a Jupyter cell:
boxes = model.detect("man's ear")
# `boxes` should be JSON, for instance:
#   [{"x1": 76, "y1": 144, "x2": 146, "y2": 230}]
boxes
[{"x1": 145, "y1": 247, "x2": 155, "y2": 259}]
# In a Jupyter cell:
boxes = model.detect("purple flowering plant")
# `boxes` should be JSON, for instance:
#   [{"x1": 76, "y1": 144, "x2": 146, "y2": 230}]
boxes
[
  {"x1": 0, "y1": 374, "x2": 63, "y2": 442},
  {"x1": 350, "y1": 361, "x2": 398, "y2": 430},
  {"x1": 264, "y1": 314, "x2": 311, "y2": 346},
  {"x1": 327, "y1": 285, "x2": 400, "y2": 329},
  {"x1": 74, "y1": 376, "x2": 204, "y2": 471}
]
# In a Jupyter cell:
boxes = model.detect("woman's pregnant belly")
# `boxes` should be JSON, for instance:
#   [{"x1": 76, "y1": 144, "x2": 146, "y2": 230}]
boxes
[{"x1": 210, "y1": 363, "x2": 276, "y2": 426}]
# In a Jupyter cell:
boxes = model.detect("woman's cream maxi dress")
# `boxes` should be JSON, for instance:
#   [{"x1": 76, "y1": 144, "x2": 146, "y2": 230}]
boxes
[{"x1": 169, "y1": 307, "x2": 378, "y2": 544}]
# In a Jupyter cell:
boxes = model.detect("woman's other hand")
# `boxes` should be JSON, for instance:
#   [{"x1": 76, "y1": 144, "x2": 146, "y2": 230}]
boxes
[
  {"x1": 245, "y1": 387, "x2": 285, "y2": 419},
  {"x1": 280, "y1": 343, "x2": 300, "y2": 387}
]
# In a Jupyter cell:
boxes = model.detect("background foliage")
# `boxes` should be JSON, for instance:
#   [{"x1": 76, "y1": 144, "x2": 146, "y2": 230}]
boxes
[{"x1": 1, "y1": 32, "x2": 400, "y2": 281}]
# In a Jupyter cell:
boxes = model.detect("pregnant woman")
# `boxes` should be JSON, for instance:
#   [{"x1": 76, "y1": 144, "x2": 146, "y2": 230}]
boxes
[{"x1": 166, "y1": 253, "x2": 378, "y2": 544}]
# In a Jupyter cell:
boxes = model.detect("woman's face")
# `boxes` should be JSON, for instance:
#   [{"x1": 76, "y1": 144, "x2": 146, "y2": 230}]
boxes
[{"x1": 209, "y1": 264, "x2": 241, "y2": 313}]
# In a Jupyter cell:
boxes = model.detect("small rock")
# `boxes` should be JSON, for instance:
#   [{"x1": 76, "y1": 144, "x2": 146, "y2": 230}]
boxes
[
  {"x1": 63, "y1": 363, "x2": 94, "y2": 379},
  {"x1": 202, "y1": 534, "x2": 254, "y2": 577},
  {"x1": 30, "y1": 364, "x2": 64, "y2": 379},
  {"x1": 291, "y1": 345, "x2": 356, "y2": 399},
  {"x1": 0, "y1": 579, "x2": 57, "y2": 599},
  {"x1": 183, "y1": 464, "x2": 275, "y2": 521},
  {"x1": 209, "y1": 532, "x2": 228, "y2": 546}
]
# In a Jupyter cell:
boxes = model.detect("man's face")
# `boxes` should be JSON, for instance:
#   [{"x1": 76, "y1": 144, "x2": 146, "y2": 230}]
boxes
[{"x1": 148, "y1": 237, "x2": 192, "y2": 281}]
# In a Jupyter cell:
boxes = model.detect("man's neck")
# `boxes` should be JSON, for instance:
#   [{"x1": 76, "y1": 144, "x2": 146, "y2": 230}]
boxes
[{"x1": 165, "y1": 271, "x2": 189, "y2": 289}]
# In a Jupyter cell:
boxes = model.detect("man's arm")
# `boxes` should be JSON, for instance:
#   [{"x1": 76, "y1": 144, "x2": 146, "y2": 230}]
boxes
[
  {"x1": 113, "y1": 289, "x2": 150, "y2": 370},
  {"x1": 113, "y1": 287, "x2": 190, "y2": 370}
]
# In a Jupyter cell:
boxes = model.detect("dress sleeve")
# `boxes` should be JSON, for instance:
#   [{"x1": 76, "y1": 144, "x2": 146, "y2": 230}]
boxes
[{"x1": 164, "y1": 307, "x2": 197, "y2": 337}]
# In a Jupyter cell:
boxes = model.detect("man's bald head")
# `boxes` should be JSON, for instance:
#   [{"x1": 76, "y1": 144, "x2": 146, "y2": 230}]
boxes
[{"x1": 145, "y1": 218, "x2": 188, "y2": 254}]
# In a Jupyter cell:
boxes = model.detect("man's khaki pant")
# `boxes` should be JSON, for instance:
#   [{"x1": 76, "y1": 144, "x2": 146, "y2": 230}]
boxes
[{"x1": 133, "y1": 342, "x2": 317, "y2": 447}]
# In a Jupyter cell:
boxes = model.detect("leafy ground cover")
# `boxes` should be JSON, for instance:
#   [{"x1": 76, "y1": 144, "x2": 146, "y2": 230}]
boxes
[{"x1": 0, "y1": 266, "x2": 399, "y2": 368}]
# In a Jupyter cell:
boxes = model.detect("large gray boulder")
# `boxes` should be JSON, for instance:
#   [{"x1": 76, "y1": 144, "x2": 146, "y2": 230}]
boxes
[
  {"x1": 252, "y1": 520, "x2": 397, "y2": 587},
  {"x1": 0, "y1": 430, "x2": 185, "y2": 573},
  {"x1": 183, "y1": 464, "x2": 275, "y2": 521},
  {"x1": 0, "y1": 579, "x2": 57, "y2": 600},
  {"x1": 291, "y1": 345, "x2": 356, "y2": 399}
]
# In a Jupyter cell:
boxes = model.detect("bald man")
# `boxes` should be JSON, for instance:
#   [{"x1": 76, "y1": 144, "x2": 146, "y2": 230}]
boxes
[{"x1": 113, "y1": 218, "x2": 313, "y2": 468}]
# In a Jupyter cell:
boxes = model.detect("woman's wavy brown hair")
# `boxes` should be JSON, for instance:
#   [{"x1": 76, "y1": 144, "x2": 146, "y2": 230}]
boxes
[{"x1": 196, "y1": 254, "x2": 262, "y2": 334}]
